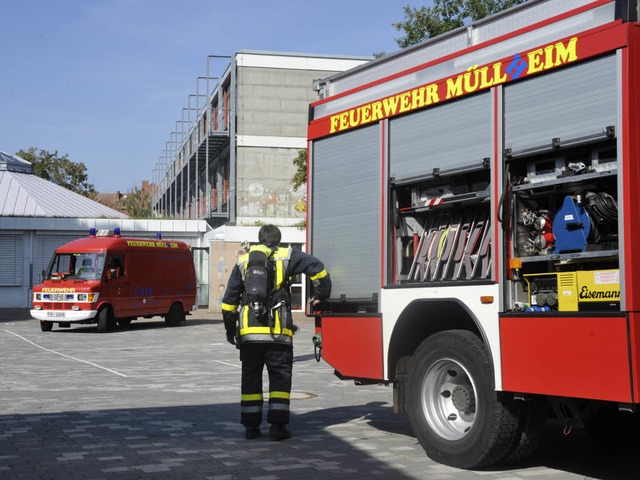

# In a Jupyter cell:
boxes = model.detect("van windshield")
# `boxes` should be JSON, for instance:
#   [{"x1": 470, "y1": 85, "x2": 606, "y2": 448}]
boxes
[{"x1": 46, "y1": 253, "x2": 106, "y2": 281}]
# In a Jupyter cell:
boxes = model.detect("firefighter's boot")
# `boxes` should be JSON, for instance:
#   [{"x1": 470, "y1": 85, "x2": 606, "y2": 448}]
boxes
[
  {"x1": 245, "y1": 427, "x2": 261, "y2": 439},
  {"x1": 269, "y1": 423, "x2": 292, "y2": 441}
]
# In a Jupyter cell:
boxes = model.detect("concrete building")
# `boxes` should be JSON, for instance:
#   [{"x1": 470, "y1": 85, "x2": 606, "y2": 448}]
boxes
[{"x1": 151, "y1": 51, "x2": 371, "y2": 312}]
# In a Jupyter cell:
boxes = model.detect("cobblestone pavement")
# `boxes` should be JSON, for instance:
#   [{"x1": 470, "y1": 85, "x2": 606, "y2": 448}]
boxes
[{"x1": 0, "y1": 309, "x2": 638, "y2": 479}]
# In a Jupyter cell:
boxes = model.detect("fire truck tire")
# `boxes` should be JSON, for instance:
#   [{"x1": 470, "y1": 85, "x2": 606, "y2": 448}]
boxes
[
  {"x1": 406, "y1": 330, "x2": 520, "y2": 469},
  {"x1": 165, "y1": 303, "x2": 185, "y2": 326},
  {"x1": 40, "y1": 321, "x2": 53, "y2": 332},
  {"x1": 502, "y1": 396, "x2": 547, "y2": 464},
  {"x1": 97, "y1": 307, "x2": 113, "y2": 333}
]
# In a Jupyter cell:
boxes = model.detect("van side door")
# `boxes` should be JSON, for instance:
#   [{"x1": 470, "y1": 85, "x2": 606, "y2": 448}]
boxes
[{"x1": 103, "y1": 254, "x2": 132, "y2": 317}]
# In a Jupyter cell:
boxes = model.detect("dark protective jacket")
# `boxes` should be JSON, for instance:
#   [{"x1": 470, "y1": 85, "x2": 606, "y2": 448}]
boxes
[{"x1": 222, "y1": 244, "x2": 331, "y2": 345}]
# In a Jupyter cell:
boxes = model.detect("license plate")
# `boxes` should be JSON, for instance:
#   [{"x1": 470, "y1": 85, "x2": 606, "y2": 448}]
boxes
[{"x1": 47, "y1": 312, "x2": 65, "y2": 318}]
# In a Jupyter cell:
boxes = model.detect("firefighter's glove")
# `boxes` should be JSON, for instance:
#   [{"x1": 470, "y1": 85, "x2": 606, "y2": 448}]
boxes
[
  {"x1": 308, "y1": 296, "x2": 328, "y2": 313},
  {"x1": 223, "y1": 311, "x2": 239, "y2": 346}
]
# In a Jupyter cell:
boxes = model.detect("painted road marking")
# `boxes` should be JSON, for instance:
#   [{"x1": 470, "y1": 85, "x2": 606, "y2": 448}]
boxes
[{"x1": 3, "y1": 330, "x2": 128, "y2": 377}]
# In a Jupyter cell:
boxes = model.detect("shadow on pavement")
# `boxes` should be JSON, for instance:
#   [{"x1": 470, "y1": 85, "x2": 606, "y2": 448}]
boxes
[
  {"x1": 503, "y1": 418, "x2": 640, "y2": 480},
  {"x1": 0, "y1": 400, "x2": 639, "y2": 479},
  {"x1": 0, "y1": 402, "x2": 421, "y2": 479}
]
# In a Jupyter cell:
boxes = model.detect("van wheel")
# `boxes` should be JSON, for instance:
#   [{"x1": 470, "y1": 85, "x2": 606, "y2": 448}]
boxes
[
  {"x1": 165, "y1": 303, "x2": 185, "y2": 326},
  {"x1": 97, "y1": 307, "x2": 112, "y2": 333},
  {"x1": 406, "y1": 330, "x2": 520, "y2": 469},
  {"x1": 40, "y1": 321, "x2": 53, "y2": 332}
]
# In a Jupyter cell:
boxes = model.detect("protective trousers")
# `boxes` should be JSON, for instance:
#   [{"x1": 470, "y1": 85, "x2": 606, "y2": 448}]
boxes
[{"x1": 240, "y1": 343, "x2": 293, "y2": 428}]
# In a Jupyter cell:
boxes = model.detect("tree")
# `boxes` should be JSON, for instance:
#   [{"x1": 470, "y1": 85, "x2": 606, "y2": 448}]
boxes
[
  {"x1": 291, "y1": 149, "x2": 308, "y2": 229},
  {"x1": 122, "y1": 185, "x2": 152, "y2": 218},
  {"x1": 393, "y1": 0, "x2": 527, "y2": 48},
  {"x1": 17, "y1": 147, "x2": 97, "y2": 198},
  {"x1": 291, "y1": 149, "x2": 307, "y2": 191}
]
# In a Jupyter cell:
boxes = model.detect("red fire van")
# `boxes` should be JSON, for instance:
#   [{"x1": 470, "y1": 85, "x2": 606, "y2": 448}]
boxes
[{"x1": 30, "y1": 228, "x2": 198, "y2": 332}]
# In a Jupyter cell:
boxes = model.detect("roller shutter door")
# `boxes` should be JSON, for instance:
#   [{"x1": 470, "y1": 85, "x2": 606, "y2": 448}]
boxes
[
  {"x1": 504, "y1": 54, "x2": 617, "y2": 155},
  {"x1": 389, "y1": 92, "x2": 491, "y2": 181},
  {"x1": 0, "y1": 234, "x2": 23, "y2": 286},
  {"x1": 311, "y1": 125, "x2": 381, "y2": 300}
]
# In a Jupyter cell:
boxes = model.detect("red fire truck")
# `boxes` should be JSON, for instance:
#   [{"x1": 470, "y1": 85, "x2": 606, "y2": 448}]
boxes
[
  {"x1": 307, "y1": 0, "x2": 640, "y2": 468},
  {"x1": 31, "y1": 229, "x2": 197, "y2": 333}
]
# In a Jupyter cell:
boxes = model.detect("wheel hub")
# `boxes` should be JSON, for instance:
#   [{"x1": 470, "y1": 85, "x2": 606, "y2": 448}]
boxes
[
  {"x1": 421, "y1": 358, "x2": 478, "y2": 441},
  {"x1": 451, "y1": 384, "x2": 475, "y2": 413}
]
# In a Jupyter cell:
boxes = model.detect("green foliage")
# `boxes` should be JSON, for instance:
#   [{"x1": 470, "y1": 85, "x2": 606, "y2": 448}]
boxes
[
  {"x1": 291, "y1": 149, "x2": 307, "y2": 191},
  {"x1": 17, "y1": 147, "x2": 97, "y2": 198},
  {"x1": 394, "y1": 0, "x2": 527, "y2": 48},
  {"x1": 122, "y1": 185, "x2": 152, "y2": 218}
]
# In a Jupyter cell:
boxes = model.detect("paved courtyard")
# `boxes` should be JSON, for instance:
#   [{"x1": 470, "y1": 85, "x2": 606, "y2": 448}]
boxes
[{"x1": 0, "y1": 309, "x2": 638, "y2": 479}]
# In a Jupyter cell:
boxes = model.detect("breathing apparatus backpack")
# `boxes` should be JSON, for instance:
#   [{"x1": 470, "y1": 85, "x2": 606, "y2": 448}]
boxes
[{"x1": 244, "y1": 248, "x2": 276, "y2": 321}]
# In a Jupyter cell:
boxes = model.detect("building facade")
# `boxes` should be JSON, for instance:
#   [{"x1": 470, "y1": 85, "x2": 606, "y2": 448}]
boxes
[{"x1": 151, "y1": 51, "x2": 370, "y2": 312}]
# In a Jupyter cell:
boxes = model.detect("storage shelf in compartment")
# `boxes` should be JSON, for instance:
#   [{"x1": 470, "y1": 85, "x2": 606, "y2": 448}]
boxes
[
  {"x1": 401, "y1": 191, "x2": 490, "y2": 214},
  {"x1": 511, "y1": 169, "x2": 617, "y2": 192},
  {"x1": 517, "y1": 249, "x2": 618, "y2": 264}
]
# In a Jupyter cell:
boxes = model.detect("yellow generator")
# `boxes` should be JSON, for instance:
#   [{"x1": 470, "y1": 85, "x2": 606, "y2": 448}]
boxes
[{"x1": 523, "y1": 269, "x2": 620, "y2": 312}]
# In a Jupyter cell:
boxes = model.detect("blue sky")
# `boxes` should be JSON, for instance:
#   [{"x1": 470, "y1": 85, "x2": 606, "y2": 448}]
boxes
[{"x1": 1, "y1": 0, "x2": 426, "y2": 193}]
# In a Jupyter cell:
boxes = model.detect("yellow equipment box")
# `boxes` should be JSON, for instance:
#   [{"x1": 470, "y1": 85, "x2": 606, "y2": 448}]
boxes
[{"x1": 524, "y1": 269, "x2": 620, "y2": 312}]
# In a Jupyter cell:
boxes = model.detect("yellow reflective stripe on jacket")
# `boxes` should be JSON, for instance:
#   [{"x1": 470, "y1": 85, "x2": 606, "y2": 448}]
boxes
[
  {"x1": 273, "y1": 247, "x2": 290, "y2": 288},
  {"x1": 269, "y1": 391, "x2": 290, "y2": 400},
  {"x1": 221, "y1": 302, "x2": 237, "y2": 312},
  {"x1": 239, "y1": 326, "x2": 294, "y2": 337},
  {"x1": 275, "y1": 257, "x2": 284, "y2": 287},
  {"x1": 310, "y1": 269, "x2": 328, "y2": 281},
  {"x1": 240, "y1": 304, "x2": 292, "y2": 337},
  {"x1": 241, "y1": 393, "x2": 264, "y2": 402}
]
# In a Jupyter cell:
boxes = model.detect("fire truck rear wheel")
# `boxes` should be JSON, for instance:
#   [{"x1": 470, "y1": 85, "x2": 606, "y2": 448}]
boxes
[
  {"x1": 406, "y1": 330, "x2": 520, "y2": 469},
  {"x1": 40, "y1": 320, "x2": 53, "y2": 332},
  {"x1": 502, "y1": 395, "x2": 547, "y2": 464},
  {"x1": 165, "y1": 303, "x2": 185, "y2": 326}
]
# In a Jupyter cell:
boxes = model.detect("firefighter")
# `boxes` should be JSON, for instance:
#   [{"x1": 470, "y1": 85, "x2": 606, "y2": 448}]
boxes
[{"x1": 221, "y1": 224, "x2": 331, "y2": 440}]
